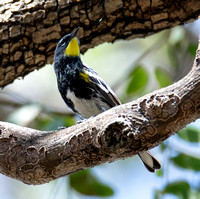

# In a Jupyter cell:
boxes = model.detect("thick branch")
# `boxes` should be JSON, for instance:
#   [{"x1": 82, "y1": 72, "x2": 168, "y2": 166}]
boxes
[
  {"x1": 0, "y1": 0, "x2": 200, "y2": 87},
  {"x1": 0, "y1": 40, "x2": 200, "y2": 185}
]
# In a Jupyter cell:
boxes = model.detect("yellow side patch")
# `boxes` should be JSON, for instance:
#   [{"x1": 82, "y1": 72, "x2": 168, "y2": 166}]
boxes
[
  {"x1": 64, "y1": 37, "x2": 80, "y2": 57},
  {"x1": 80, "y1": 71, "x2": 89, "y2": 83}
]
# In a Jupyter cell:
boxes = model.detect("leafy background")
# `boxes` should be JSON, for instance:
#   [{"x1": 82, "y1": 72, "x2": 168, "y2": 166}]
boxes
[{"x1": 0, "y1": 19, "x2": 200, "y2": 199}]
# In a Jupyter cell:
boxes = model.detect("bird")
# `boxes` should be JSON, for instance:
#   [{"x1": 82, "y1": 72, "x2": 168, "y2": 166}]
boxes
[{"x1": 53, "y1": 27, "x2": 161, "y2": 172}]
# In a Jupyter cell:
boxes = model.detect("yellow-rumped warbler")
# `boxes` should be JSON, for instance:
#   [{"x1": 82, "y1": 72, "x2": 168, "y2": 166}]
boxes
[{"x1": 54, "y1": 28, "x2": 161, "y2": 172}]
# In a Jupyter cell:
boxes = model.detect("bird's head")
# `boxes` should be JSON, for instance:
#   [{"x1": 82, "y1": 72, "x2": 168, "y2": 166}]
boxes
[{"x1": 55, "y1": 27, "x2": 80, "y2": 58}]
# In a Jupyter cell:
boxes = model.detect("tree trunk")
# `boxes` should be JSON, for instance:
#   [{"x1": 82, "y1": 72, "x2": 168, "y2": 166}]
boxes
[
  {"x1": 0, "y1": 0, "x2": 200, "y2": 87},
  {"x1": 0, "y1": 40, "x2": 200, "y2": 185}
]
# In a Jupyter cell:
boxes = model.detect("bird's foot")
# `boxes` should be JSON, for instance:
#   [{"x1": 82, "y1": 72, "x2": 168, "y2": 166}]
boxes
[
  {"x1": 57, "y1": 126, "x2": 68, "y2": 130},
  {"x1": 76, "y1": 119, "x2": 87, "y2": 124}
]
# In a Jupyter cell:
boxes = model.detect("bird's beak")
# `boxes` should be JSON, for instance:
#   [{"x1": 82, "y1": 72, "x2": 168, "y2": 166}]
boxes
[{"x1": 71, "y1": 27, "x2": 79, "y2": 38}]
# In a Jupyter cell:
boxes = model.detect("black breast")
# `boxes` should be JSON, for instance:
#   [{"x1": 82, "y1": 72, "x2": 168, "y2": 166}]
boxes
[{"x1": 55, "y1": 56, "x2": 95, "y2": 100}]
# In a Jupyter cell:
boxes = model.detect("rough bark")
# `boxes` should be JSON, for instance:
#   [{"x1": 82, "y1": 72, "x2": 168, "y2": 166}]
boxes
[
  {"x1": 0, "y1": 0, "x2": 200, "y2": 87},
  {"x1": 0, "y1": 40, "x2": 199, "y2": 185}
]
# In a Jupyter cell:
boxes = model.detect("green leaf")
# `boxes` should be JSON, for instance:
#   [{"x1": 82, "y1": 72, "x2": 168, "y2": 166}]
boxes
[
  {"x1": 162, "y1": 181, "x2": 190, "y2": 199},
  {"x1": 155, "y1": 67, "x2": 172, "y2": 88},
  {"x1": 156, "y1": 169, "x2": 163, "y2": 177},
  {"x1": 70, "y1": 169, "x2": 114, "y2": 197},
  {"x1": 178, "y1": 127, "x2": 200, "y2": 143},
  {"x1": 187, "y1": 44, "x2": 198, "y2": 56},
  {"x1": 126, "y1": 65, "x2": 148, "y2": 95},
  {"x1": 171, "y1": 153, "x2": 200, "y2": 171}
]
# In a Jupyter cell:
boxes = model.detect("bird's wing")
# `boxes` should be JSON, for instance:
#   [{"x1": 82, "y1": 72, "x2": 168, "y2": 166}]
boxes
[{"x1": 82, "y1": 65, "x2": 121, "y2": 107}]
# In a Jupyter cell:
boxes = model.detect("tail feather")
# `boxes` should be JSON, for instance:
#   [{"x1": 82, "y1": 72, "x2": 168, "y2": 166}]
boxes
[{"x1": 138, "y1": 151, "x2": 161, "y2": 172}]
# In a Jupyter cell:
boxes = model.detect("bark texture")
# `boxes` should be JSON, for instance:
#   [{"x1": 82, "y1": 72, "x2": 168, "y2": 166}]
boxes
[
  {"x1": 0, "y1": 40, "x2": 200, "y2": 185},
  {"x1": 0, "y1": 0, "x2": 200, "y2": 87}
]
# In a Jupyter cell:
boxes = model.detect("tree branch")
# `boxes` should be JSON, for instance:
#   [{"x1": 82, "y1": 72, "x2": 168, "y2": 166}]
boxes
[
  {"x1": 0, "y1": 39, "x2": 200, "y2": 185},
  {"x1": 0, "y1": 0, "x2": 200, "y2": 87}
]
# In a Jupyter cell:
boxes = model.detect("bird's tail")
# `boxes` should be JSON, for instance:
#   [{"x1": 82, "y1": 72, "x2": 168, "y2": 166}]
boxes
[{"x1": 138, "y1": 151, "x2": 161, "y2": 172}]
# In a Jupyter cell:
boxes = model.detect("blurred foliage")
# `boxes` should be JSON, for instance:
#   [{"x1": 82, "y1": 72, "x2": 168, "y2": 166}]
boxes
[
  {"x1": 156, "y1": 169, "x2": 163, "y2": 177},
  {"x1": 155, "y1": 181, "x2": 190, "y2": 199},
  {"x1": 155, "y1": 67, "x2": 172, "y2": 88},
  {"x1": 155, "y1": 126, "x2": 200, "y2": 199},
  {"x1": 7, "y1": 103, "x2": 42, "y2": 126},
  {"x1": 32, "y1": 113, "x2": 75, "y2": 131},
  {"x1": 172, "y1": 153, "x2": 200, "y2": 171},
  {"x1": 167, "y1": 43, "x2": 179, "y2": 69},
  {"x1": 178, "y1": 127, "x2": 200, "y2": 143},
  {"x1": 6, "y1": 103, "x2": 75, "y2": 130},
  {"x1": 70, "y1": 169, "x2": 114, "y2": 197},
  {"x1": 0, "y1": 22, "x2": 200, "y2": 199},
  {"x1": 160, "y1": 142, "x2": 168, "y2": 152},
  {"x1": 187, "y1": 44, "x2": 198, "y2": 56},
  {"x1": 126, "y1": 65, "x2": 148, "y2": 95}
]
